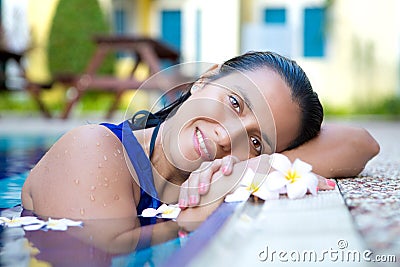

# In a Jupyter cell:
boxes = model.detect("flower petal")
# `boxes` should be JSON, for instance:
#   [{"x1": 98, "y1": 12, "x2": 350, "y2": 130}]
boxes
[
  {"x1": 224, "y1": 187, "x2": 251, "y2": 202},
  {"x1": 6, "y1": 221, "x2": 22, "y2": 228},
  {"x1": 20, "y1": 217, "x2": 44, "y2": 226},
  {"x1": 0, "y1": 217, "x2": 11, "y2": 223},
  {"x1": 265, "y1": 171, "x2": 289, "y2": 191},
  {"x1": 293, "y1": 159, "x2": 312, "y2": 175},
  {"x1": 23, "y1": 222, "x2": 46, "y2": 231},
  {"x1": 47, "y1": 223, "x2": 68, "y2": 231},
  {"x1": 140, "y1": 208, "x2": 158, "y2": 217},
  {"x1": 302, "y1": 173, "x2": 319, "y2": 196},
  {"x1": 156, "y1": 204, "x2": 170, "y2": 214},
  {"x1": 286, "y1": 182, "x2": 308, "y2": 199},
  {"x1": 160, "y1": 206, "x2": 181, "y2": 219},
  {"x1": 270, "y1": 153, "x2": 292, "y2": 173},
  {"x1": 240, "y1": 169, "x2": 256, "y2": 187},
  {"x1": 59, "y1": 218, "x2": 83, "y2": 227},
  {"x1": 253, "y1": 187, "x2": 280, "y2": 200}
]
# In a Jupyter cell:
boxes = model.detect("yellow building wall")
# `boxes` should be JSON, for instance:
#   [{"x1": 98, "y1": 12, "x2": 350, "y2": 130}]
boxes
[
  {"x1": 26, "y1": 0, "x2": 59, "y2": 82},
  {"x1": 300, "y1": 0, "x2": 399, "y2": 110}
]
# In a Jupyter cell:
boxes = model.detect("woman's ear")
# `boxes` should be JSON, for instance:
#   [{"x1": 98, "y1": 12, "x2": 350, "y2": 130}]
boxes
[{"x1": 190, "y1": 64, "x2": 221, "y2": 94}]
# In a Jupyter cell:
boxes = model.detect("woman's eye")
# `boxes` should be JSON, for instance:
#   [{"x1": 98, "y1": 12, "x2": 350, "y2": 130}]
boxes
[
  {"x1": 229, "y1": 95, "x2": 241, "y2": 113},
  {"x1": 250, "y1": 136, "x2": 262, "y2": 154}
]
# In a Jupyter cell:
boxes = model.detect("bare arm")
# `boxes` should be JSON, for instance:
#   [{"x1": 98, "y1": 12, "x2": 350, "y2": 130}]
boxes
[{"x1": 282, "y1": 123, "x2": 380, "y2": 178}]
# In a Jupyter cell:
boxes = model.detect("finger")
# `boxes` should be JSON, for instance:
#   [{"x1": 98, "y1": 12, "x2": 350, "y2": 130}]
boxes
[
  {"x1": 179, "y1": 181, "x2": 189, "y2": 209},
  {"x1": 187, "y1": 172, "x2": 200, "y2": 206},
  {"x1": 317, "y1": 175, "x2": 336, "y2": 191},
  {"x1": 198, "y1": 159, "x2": 222, "y2": 195},
  {"x1": 221, "y1": 155, "x2": 240, "y2": 175}
]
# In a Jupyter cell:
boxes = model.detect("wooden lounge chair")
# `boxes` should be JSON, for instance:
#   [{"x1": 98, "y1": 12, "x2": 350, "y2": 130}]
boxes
[{"x1": 55, "y1": 35, "x2": 182, "y2": 119}]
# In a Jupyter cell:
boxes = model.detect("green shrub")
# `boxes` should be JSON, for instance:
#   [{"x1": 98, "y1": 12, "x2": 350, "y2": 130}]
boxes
[{"x1": 48, "y1": 0, "x2": 114, "y2": 76}]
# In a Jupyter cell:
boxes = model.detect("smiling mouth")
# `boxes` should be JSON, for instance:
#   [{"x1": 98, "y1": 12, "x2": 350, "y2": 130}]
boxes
[{"x1": 194, "y1": 128, "x2": 212, "y2": 160}]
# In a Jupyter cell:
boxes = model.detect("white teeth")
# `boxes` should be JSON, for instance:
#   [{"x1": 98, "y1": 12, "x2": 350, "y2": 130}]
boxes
[{"x1": 196, "y1": 129, "x2": 211, "y2": 159}]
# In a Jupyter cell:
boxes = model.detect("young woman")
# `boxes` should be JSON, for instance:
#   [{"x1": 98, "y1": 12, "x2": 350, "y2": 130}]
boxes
[{"x1": 21, "y1": 51, "x2": 379, "y2": 224}]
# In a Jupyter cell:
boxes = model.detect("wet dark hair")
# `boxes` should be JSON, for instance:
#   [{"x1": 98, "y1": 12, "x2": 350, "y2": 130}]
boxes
[{"x1": 131, "y1": 51, "x2": 323, "y2": 151}]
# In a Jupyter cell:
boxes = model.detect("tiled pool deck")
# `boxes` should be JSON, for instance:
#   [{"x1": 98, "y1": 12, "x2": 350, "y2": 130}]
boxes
[{"x1": 1, "y1": 115, "x2": 399, "y2": 266}]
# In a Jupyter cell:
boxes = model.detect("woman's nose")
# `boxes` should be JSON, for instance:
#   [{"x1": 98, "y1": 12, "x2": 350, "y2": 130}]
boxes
[{"x1": 214, "y1": 125, "x2": 231, "y2": 152}]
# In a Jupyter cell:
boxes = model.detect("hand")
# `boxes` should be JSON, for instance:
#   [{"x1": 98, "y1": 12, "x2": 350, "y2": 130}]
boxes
[{"x1": 178, "y1": 155, "x2": 239, "y2": 208}]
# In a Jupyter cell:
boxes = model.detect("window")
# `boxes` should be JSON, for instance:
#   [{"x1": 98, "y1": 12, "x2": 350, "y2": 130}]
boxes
[
  {"x1": 303, "y1": 7, "x2": 326, "y2": 57},
  {"x1": 161, "y1": 10, "x2": 182, "y2": 51},
  {"x1": 264, "y1": 8, "x2": 286, "y2": 24},
  {"x1": 114, "y1": 9, "x2": 126, "y2": 35}
]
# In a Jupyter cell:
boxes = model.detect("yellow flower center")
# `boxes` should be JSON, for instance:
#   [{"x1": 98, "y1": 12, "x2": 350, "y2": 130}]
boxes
[
  {"x1": 162, "y1": 209, "x2": 174, "y2": 215},
  {"x1": 285, "y1": 169, "x2": 301, "y2": 183},
  {"x1": 246, "y1": 183, "x2": 259, "y2": 193},
  {"x1": 47, "y1": 221, "x2": 58, "y2": 227}
]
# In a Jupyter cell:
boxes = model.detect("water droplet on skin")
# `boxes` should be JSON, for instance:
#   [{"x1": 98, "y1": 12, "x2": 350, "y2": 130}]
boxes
[
  {"x1": 96, "y1": 142, "x2": 100, "y2": 147},
  {"x1": 98, "y1": 163, "x2": 103, "y2": 168},
  {"x1": 103, "y1": 203, "x2": 107, "y2": 207},
  {"x1": 105, "y1": 133, "x2": 110, "y2": 137},
  {"x1": 74, "y1": 179, "x2": 80, "y2": 185},
  {"x1": 80, "y1": 208, "x2": 85, "y2": 215},
  {"x1": 104, "y1": 177, "x2": 109, "y2": 182},
  {"x1": 104, "y1": 155, "x2": 107, "y2": 161},
  {"x1": 104, "y1": 183, "x2": 109, "y2": 187},
  {"x1": 90, "y1": 194, "x2": 95, "y2": 201},
  {"x1": 113, "y1": 152, "x2": 117, "y2": 157},
  {"x1": 114, "y1": 195, "x2": 120, "y2": 200},
  {"x1": 117, "y1": 149, "x2": 121, "y2": 154},
  {"x1": 90, "y1": 185, "x2": 96, "y2": 191}
]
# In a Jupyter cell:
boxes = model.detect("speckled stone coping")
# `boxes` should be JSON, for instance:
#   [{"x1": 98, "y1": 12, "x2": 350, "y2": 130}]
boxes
[
  {"x1": 336, "y1": 120, "x2": 400, "y2": 262},
  {"x1": 337, "y1": 162, "x2": 400, "y2": 259}
]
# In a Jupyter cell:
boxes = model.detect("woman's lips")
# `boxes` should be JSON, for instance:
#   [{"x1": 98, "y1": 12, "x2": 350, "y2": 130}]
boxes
[{"x1": 193, "y1": 127, "x2": 212, "y2": 160}]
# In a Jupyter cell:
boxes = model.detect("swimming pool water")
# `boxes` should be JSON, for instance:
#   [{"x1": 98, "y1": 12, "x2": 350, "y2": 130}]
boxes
[
  {"x1": 0, "y1": 134, "x2": 60, "y2": 208},
  {"x1": 0, "y1": 134, "x2": 188, "y2": 266},
  {"x1": 0, "y1": 133, "x2": 233, "y2": 266}
]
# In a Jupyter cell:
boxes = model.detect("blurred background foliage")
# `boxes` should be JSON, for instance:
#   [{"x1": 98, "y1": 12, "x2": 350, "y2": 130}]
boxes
[{"x1": 48, "y1": 0, "x2": 115, "y2": 76}]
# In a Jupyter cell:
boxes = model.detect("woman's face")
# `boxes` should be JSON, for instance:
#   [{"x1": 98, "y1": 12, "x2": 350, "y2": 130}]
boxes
[{"x1": 162, "y1": 67, "x2": 301, "y2": 172}]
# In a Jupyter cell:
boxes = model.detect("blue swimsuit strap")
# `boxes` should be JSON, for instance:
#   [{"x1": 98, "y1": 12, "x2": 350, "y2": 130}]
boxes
[{"x1": 122, "y1": 120, "x2": 160, "y2": 208}]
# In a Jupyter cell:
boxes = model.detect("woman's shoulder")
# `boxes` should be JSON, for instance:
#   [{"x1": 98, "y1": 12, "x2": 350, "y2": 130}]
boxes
[{"x1": 23, "y1": 123, "x2": 140, "y2": 219}]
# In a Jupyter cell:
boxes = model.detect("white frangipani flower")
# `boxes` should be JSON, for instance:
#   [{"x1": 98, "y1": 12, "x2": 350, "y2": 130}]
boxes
[
  {"x1": 224, "y1": 169, "x2": 277, "y2": 202},
  {"x1": 44, "y1": 218, "x2": 83, "y2": 231},
  {"x1": 265, "y1": 153, "x2": 318, "y2": 199},
  {"x1": 224, "y1": 154, "x2": 319, "y2": 202},
  {"x1": 141, "y1": 204, "x2": 181, "y2": 219},
  {"x1": 0, "y1": 216, "x2": 82, "y2": 231},
  {"x1": 0, "y1": 216, "x2": 43, "y2": 228}
]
